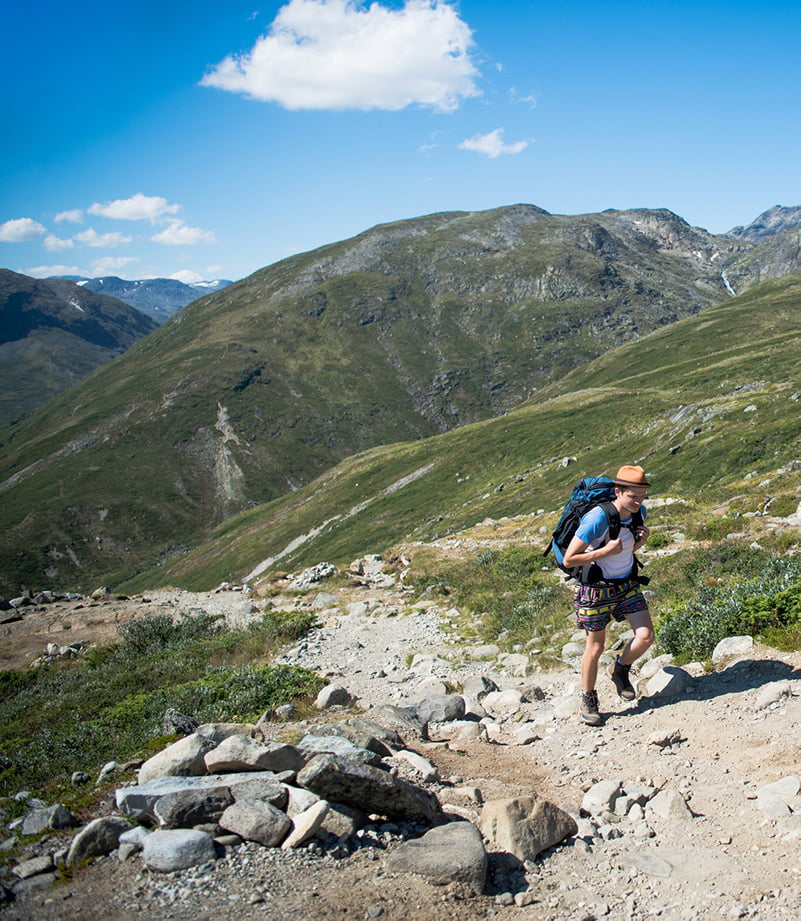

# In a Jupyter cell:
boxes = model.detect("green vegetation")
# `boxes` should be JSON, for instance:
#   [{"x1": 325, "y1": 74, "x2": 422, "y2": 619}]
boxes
[
  {"x1": 657, "y1": 551, "x2": 801, "y2": 659},
  {"x1": 3, "y1": 206, "x2": 788, "y2": 593},
  {"x1": 0, "y1": 609, "x2": 322, "y2": 796},
  {"x1": 410, "y1": 544, "x2": 572, "y2": 659}
]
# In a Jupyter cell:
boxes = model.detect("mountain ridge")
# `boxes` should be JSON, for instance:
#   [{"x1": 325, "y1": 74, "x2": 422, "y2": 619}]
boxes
[
  {"x1": 0, "y1": 269, "x2": 159, "y2": 426},
  {"x1": 2, "y1": 203, "x2": 800, "y2": 592},
  {"x1": 57, "y1": 275, "x2": 233, "y2": 322}
]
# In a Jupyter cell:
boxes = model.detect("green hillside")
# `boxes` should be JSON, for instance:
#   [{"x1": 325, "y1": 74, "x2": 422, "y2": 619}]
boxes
[
  {"x1": 135, "y1": 272, "x2": 801, "y2": 591},
  {"x1": 0, "y1": 205, "x2": 788, "y2": 593}
]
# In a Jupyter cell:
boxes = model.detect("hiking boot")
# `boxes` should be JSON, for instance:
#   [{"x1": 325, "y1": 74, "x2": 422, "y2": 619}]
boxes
[
  {"x1": 580, "y1": 690, "x2": 602, "y2": 726},
  {"x1": 608, "y1": 657, "x2": 636, "y2": 700}
]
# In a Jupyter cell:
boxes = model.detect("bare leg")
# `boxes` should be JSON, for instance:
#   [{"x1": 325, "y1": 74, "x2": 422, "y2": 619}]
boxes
[
  {"x1": 619, "y1": 609, "x2": 655, "y2": 666},
  {"x1": 582, "y1": 628, "x2": 607, "y2": 692}
]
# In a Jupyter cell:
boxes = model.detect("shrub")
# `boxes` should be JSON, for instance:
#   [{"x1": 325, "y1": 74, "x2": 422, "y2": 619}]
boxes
[
  {"x1": 657, "y1": 555, "x2": 801, "y2": 659},
  {"x1": 0, "y1": 610, "x2": 320, "y2": 796}
]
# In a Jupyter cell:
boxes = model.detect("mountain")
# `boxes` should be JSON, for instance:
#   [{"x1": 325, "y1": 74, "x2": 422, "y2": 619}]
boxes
[
  {"x1": 727, "y1": 205, "x2": 801, "y2": 241},
  {"x1": 0, "y1": 269, "x2": 159, "y2": 425},
  {"x1": 0, "y1": 203, "x2": 797, "y2": 593},
  {"x1": 60, "y1": 276, "x2": 233, "y2": 322},
  {"x1": 143, "y1": 268, "x2": 801, "y2": 592}
]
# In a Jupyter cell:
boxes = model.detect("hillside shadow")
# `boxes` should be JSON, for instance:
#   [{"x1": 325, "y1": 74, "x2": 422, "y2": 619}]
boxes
[{"x1": 628, "y1": 657, "x2": 801, "y2": 714}]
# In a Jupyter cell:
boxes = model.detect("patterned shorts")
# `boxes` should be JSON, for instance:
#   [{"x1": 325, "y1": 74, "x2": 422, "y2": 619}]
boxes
[{"x1": 573, "y1": 580, "x2": 648, "y2": 632}]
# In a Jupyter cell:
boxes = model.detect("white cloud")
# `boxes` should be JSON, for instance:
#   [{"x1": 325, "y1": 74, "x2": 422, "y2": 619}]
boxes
[
  {"x1": 54, "y1": 209, "x2": 84, "y2": 224},
  {"x1": 200, "y1": 0, "x2": 480, "y2": 112},
  {"x1": 91, "y1": 256, "x2": 139, "y2": 276},
  {"x1": 151, "y1": 220, "x2": 216, "y2": 246},
  {"x1": 459, "y1": 128, "x2": 529, "y2": 158},
  {"x1": 44, "y1": 234, "x2": 75, "y2": 252},
  {"x1": 75, "y1": 228, "x2": 133, "y2": 248},
  {"x1": 26, "y1": 264, "x2": 81, "y2": 278},
  {"x1": 0, "y1": 217, "x2": 47, "y2": 242},
  {"x1": 88, "y1": 193, "x2": 180, "y2": 223},
  {"x1": 171, "y1": 269, "x2": 203, "y2": 283}
]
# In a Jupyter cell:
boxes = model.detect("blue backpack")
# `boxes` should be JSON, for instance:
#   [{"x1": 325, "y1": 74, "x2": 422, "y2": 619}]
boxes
[{"x1": 544, "y1": 476, "x2": 645, "y2": 584}]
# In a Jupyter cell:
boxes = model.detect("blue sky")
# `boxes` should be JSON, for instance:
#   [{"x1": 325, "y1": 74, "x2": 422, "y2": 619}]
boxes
[{"x1": 2, "y1": 0, "x2": 799, "y2": 284}]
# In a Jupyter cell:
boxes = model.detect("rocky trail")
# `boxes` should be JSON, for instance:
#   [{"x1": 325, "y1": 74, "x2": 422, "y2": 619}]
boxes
[{"x1": 4, "y1": 554, "x2": 801, "y2": 921}]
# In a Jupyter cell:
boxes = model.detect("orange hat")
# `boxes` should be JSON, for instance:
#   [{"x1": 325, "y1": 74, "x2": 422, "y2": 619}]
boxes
[{"x1": 614, "y1": 465, "x2": 650, "y2": 488}]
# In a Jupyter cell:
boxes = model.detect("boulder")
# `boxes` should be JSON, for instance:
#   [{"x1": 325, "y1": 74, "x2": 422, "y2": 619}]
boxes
[
  {"x1": 480, "y1": 795, "x2": 578, "y2": 861},
  {"x1": 386, "y1": 820, "x2": 487, "y2": 893},
  {"x1": 297, "y1": 753, "x2": 441, "y2": 821},
  {"x1": 141, "y1": 829, "x2": 217, "y2": 872}
]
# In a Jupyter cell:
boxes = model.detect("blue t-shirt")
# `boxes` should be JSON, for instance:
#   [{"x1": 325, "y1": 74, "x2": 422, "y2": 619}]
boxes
[{"x1": 575, "y1": 505, "x2": 646, "y2": 580}]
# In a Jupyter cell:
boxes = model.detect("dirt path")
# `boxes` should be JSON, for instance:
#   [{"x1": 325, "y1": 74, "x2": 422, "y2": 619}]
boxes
[{"x1": 4, "y1": 575, "x2": 801, "y2": 921}]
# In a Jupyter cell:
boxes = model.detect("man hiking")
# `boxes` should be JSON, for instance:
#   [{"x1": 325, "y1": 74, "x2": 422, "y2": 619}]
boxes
[{"x1": 561, "y1": 465, "x2": 654, "y2": 726}]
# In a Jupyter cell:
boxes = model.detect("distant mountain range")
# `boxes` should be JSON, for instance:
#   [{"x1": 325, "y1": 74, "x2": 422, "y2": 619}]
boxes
[
  {"x1": 727, "y1": 204, "x2": 801, "y2": 241},
  {"x1": 2, "y1": 202, "x2": 801, "y2": 592},
  {"x1": 56, "y1": 275, "x2": 233, "y2": 322},
  {"x1": 0, "y1": 269, "x2": 158, "y2": 425}
]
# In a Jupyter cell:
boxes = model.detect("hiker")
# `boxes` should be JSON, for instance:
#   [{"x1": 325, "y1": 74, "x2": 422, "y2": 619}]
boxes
[{"x1": 561, "y1": 465, "x2": 654, "y2": 726}]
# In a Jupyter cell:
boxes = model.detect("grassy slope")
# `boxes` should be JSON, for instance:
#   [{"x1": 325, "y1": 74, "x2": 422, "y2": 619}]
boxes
[
  {"x1": 0, "y1": 206, "x2": 744, "y2": 592},
  {"x1": 132, "y1": 273, "x2": 801, "y2": 591}
]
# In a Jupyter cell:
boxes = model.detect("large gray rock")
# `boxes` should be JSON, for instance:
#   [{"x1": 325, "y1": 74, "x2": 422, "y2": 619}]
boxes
[
  {"x1": 363, "y1": 704, "x2": 427, "y2": 741},
  {"x1": 141, "y1": 829, "x2": 217, "y2": 872},
  {"x1": 712, "y1": 635, "x2": 754, "y2": 664},
  {"x1": 480, "y1": 795, "x2": 578, "y2": 861},
  {"x1": 416, "y1": 694, "x2": 466, "y2": 725},
  {"x1": 296, "y1": 734, "x2": 382, "y2": 766},
  {"x1": 138, "y1": 734, "x2": 217, "y2": 783},
  {"x1": 305, "y1": 718, "x2": 405, "y2": 756},
  {"x1": 386, "y1": 820, "x2": 487, "y2": 893},
  {"x1": 219, "y1": 800, "x2": 291, "y2": 847},
  {"x1": 116, "y1": 772, "x2": 285, "y2": 824},
  {"x1": 21, "y1": 804, "x2": 78, "y2": 836},
  {"x1": 297, "y1": 753, "x2": 441, "y2": 821},
  {"x1": 67, "y1": 816, "x2": 133, "y2": 866},
  {"x1": 204, "y1": 735, "x2": 306, "y2": 773},
  {"x1": 153, "y1": 787, "x2": 235, "y2": 829},
  {"x1": 645, "y1": 666, "x2": 694, "y2": 699}
]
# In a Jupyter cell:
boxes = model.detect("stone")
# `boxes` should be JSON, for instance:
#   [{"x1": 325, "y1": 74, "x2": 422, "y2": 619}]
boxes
[
  {"x1": 315, "y1": 684, "x2": 356, "y2": 709},
  {"x1": 461, "y1": 675, "x2": 498, "y2": 698},
  {"x1": 297, "y1": 753, "x2": 441, "y2": 821},
  {"x1": 712, "y1": 635, "x2": 754, "y2": 665},
  {"x1": 306, "y1": 718, "x2": 404, "y2": 757},
  {"x1": 582, "y1": 780, "x2": 622, "y2": 816},
  {"x1": 480, "y1": 795, "x2": 578, "y2": 861},
  {"x1": 646, "y1": 789, "x2": 693, "y2": 821},
  {"x1": 219, "y1": 800, "x2": 291, "y2": 847},
  {"x1": 416, "y1": 694, "x2": 466, "y2": 725},
  {"x1": 645, "y1": 666, "x2": 694, "y2": 699},
  {"x1": 12, "y1": 854, "x2": 54, "y2": 879},
  {"x1": 67, "y1": 816, "x2": 133, "y2": 866},
  {"x1": 385, "y1": 820, "x2": 487, "y2": 893},
  {"x1": 755, "y1": 681, "x2": 792, "y2": 710},
  {"x1": 281, "y1": 800, "x2": 330, "y2": 849},
  {"x1": 21, "y1": 804, "x2": 78, "y2": 836},
  {"x1": 153, "y1": 787, "x2": 235, "y2": 829},
  {"x1": 393, "y1": 750, "x2": 439, "y2": 782},
  {"x1": 482, "y1": 689, "x2": 524, "y2": 717},
  {"x1": 138, "y1": 733, "x2": 218, "y2": 784},
  {"x1": 296, "y1": 734, "x2": 382, "y2": 766},
  {"x1": 204, "y1": 736, "x2": 306, "y2": 774},
  {"x1": 141, "y1": 829, "x2": 217, "y2": 872},
  {"x1": 116, "y1": 772, "x2": 284, "y2": 824}
]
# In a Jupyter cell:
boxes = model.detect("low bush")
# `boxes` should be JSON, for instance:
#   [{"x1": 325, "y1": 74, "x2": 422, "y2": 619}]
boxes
[
  {"x1": 411, "y1": 544, "x2": 570, "y2": 650},
  {"x1": 657, "y1": 555, "x2": 801, "y2": 659},
  {"x1": 0, "y1": 611, "x2": 321, "y2": 796}
]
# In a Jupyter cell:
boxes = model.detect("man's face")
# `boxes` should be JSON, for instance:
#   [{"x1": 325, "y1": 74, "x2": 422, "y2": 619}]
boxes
[{"x1": 617, "y1": 487, "x2": 647, "y2": 514}]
